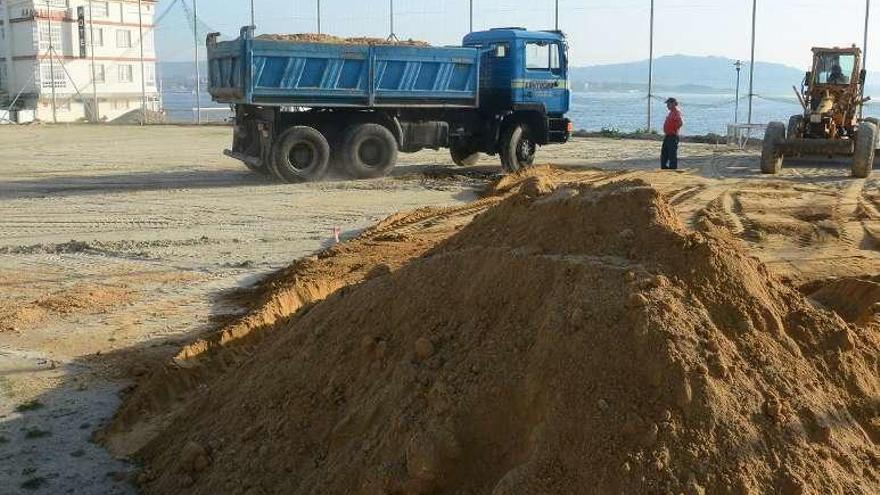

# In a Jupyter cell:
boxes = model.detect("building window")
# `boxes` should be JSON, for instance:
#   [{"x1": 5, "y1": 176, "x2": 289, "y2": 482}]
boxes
[
  {"x1": 90, "y1": 1, "x2": 109, "y2": 18},
  {"x1": 116, "y1": 29, "x2": 132, "y2": 48},
  {"x1": 95, "y1": 65, "x2": 105, "y2": 84},
  {"x1": 40, "y1": 63, "x2": 66, "y2": 89},
  {"x1": 146, "y1": 65, "x2": 155, "y2": 86},
  {"x1": 118, "y1": 64, "x2": 133, "y2": 83},
  {"x1": 89, "y1": 28, "x2": 104, "y2": 47},
  {"x1": 38, "y1": 22, "x2": 63, "y2": 51}
]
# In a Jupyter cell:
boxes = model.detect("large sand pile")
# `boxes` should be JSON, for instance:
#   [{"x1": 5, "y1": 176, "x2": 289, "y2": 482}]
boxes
[{"x1": 125, "y1": 179, "x2": 879, "y2": 494}]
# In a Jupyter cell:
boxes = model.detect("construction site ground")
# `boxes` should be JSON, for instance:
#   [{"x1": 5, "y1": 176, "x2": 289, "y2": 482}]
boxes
[{"x1": 0, "y1": 125, "x2": 878, "y2": 494}]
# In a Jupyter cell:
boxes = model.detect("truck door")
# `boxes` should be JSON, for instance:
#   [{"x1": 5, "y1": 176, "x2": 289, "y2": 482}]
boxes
[{"x1": 516, "y1": 40, "x2": 569, "y2": 115}]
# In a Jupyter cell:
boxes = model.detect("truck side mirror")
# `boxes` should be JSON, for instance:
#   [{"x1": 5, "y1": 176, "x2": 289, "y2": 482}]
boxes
[
  {"x1": 860, "y1": 69, "x2": 867, "y2": 85},
  {"x1": 804, "y1": 71, "x2": 811, "y2": 87}
]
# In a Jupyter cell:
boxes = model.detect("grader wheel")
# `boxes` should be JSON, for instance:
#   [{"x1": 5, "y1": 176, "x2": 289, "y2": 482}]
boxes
[
  {"x1": 761, "y1": 122, "x2": 786, "y2": 175},
  {"x1": 852, "y1": 121, "x2": 877, "y2": 178}
]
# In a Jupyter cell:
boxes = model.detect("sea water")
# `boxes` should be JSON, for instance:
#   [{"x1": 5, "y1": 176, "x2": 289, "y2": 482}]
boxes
[{"x1": 162, "y1": 89, "x2": 880, "y2": 136}]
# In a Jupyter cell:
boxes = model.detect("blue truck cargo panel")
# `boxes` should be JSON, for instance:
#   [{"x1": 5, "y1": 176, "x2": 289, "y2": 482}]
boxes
[{"x1": 208, "y1": 28, "x2": 479, "y2": 108}]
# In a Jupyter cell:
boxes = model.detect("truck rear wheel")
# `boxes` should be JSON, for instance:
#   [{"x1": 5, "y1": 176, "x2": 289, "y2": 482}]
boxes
[
  {"x1": 341, "y1": 123, "x2": 398, "y2": 179},
  {"x1": 852, "y1": 121, "x2": 877, "y2": 178},
  {"x1": 500, "y1": 124, "x2": 536, "y2": 173},
  {"x1": 450, "y1": 142, "x2": 480, "y2": 167},
  {"x1": 270, "y1": 126, "x2": 331, "y2": 183},
  {"x1": 761, "y1": 122, "x2": 785, "y2": 175}
]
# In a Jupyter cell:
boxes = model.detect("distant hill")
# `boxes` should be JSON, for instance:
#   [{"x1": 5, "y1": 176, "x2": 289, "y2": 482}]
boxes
[{"x1": 571, "y1": 54, "x2": 880, "y2": 96}]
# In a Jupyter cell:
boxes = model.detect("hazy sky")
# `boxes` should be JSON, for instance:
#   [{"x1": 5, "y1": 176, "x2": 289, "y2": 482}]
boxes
[{"x1": 157, "y1": 0, "x2": 878, "y2": 69}]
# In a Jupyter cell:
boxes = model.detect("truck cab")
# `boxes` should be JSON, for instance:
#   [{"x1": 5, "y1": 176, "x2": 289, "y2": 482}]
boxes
[
  {"x1": 464, "y1": 28, "x2": 570, "y2": 117},
  {"x1": 462, "y1": 28, "x2": 571, "y2": 158}
]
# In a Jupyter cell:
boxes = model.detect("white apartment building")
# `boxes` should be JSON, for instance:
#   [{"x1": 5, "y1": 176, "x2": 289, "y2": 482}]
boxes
[{"x1": 0, "y1": 0, "x2": 160, "y2": 122}]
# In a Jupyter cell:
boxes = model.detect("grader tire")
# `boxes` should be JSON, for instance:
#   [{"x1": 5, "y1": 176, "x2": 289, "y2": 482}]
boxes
[
  {"x1": 865, "y1": 118, "x2": 880, "y2": 150},
  {"x1": 852, "y1": 122, "x2": 877, "y2": 179},
  {"x1": 761, "y1": 122, "x2": 786, "y2": 175}
]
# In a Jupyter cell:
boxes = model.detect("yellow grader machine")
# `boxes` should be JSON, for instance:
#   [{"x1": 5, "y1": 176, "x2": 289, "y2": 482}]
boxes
[{"x1": 762, "y1": 46, "x2": 879, "y2": 178}]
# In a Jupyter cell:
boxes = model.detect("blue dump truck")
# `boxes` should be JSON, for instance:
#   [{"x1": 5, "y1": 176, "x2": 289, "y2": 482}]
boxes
[{"x1": 206, "y1": 26, "x2": 572, "y2": 182}]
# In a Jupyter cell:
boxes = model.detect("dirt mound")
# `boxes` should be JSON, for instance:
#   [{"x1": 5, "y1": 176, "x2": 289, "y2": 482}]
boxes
[
  {"x1": 256, "y1": 33, "x2": 429, "y2": 47},
  {"x1": 110, "y1": 109, "x2": 168, "y2": 125},
  {"x1": 121, "y1": 180, "x2": 879, "y2": 494},
  {"x1": 0, "y1": 284, "x2": 132, "y2": 332}
]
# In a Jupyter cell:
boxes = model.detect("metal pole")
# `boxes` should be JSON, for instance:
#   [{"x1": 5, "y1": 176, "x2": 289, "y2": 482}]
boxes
[
  {"x1": 747, "y1": 0, "x2": 756, "y2": 125},
  {"x1": 194, "y1": 0, "x2": 201, "y2": 124},
  {"x1": 46, "y1": 2, "x2": 57, "y2": 123},
  {"x1": 88, "y1": 0, "x2": 98, "y2": 122},
  {"x1": 250, "y1": 0, "x2": 255, "y2": 27},
  {"x1": 390, "y1": 0, "x2": 395, "y2": 38},
  {"x1": 469, "y1": 0, "x2": 473, "y2": 32},
  {"x1": 647, "y1": 0, "x2": 654, "y2": 132},
  {"x1": 861, "y1": 0, "x2": 870, "y2": 119},
  {"x1": 555, "y1": 0, "x2": 559, "y2": 31},
  {"x1": 317, "y1": 0, "x2": 322, "y2": 34},
  {"x1": 138, "y1": 0, "x2": 147, "y2": 125},
  {"x1": 734, "y1": 60, "x2": 742, "y2": 124}
]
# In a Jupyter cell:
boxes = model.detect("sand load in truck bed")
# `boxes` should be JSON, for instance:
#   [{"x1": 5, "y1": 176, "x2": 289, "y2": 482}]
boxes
[
  {"x1": 126, "y1": 179, "x2": 880, "y2": 494},
  {"x1": 255, "y1": 33, "x2": 429, "y2": 46}
]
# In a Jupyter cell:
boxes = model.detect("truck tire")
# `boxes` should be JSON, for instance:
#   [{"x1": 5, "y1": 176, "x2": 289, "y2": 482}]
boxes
[
  {"x1": 270, "y1": 126, "x2": 331, "y2": 183},
  {"x1": 341, "y1": 123, "x2": 398, "y2": 179},
  {"x1": 760, "y1": 122, "x2": 785, "y2": 175},
  {"x1": 852, "y1": 121, "x2": 877, "y2": 178},
  {"x1": 787, "y1": 115, "x2": 803, "y2": 139},
  {"x1": 500, "y1": 124, "x2": 536, "y2": 173},
  {"x1": 450, "y1": 142, "x2": 480, "y2": 167}
]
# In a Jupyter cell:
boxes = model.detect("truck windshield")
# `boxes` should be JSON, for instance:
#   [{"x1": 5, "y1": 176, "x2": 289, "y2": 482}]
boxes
[
  {"x1": 526, "y1": 42, "x2": 561, "y2": 72},
  {"x1": 815, "y1": 53, "x2": 856, "y2": 85}
]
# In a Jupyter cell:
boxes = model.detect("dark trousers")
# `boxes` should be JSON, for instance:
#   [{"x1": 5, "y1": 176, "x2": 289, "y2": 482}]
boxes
[{"x1": 661, "y1": 135, "x2": 679, "y2": 170}]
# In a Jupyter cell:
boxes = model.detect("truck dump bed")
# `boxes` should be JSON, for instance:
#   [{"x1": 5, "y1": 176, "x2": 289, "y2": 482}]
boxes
[{"x1": 207, "y1": 27, "x2": 479, "y2": 108}]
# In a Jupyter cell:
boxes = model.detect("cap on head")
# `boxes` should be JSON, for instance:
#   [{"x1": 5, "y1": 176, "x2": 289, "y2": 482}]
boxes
[{"x1": 665, "y1": 97, "x2": 678, "y2": 105}]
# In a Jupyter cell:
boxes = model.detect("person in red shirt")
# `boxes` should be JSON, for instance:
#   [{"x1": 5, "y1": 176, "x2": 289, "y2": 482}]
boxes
[{"x1": 661, "y1": 97, "x2": 683, "y2": 170}]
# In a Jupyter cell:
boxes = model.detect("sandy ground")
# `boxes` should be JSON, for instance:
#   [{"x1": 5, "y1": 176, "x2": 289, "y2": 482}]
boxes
[{"x1": 0, "y1": 125, "x2": 878, "y2": 494}]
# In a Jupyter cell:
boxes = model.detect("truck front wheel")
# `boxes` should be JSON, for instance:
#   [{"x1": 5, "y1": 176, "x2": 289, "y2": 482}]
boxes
[
  {"x1": 341, "y1": 123, "x2": 398, "y2": 179},
  {"x1": 500, "y1": 124, "x2": 536, "y2": 173},
  {"x1": 270, "y1": 126, "x2": 331, "y2": 183}
]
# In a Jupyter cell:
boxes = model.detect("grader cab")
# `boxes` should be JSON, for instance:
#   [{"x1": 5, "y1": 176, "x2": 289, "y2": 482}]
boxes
[{"x1": 762, "y1": 46, "x2": 879, "y2": 178}]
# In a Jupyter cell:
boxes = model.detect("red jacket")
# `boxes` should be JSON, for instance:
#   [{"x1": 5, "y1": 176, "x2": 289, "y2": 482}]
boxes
[{"x1": 663, "y1": 108, "x2": 683, "y2": 136}]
